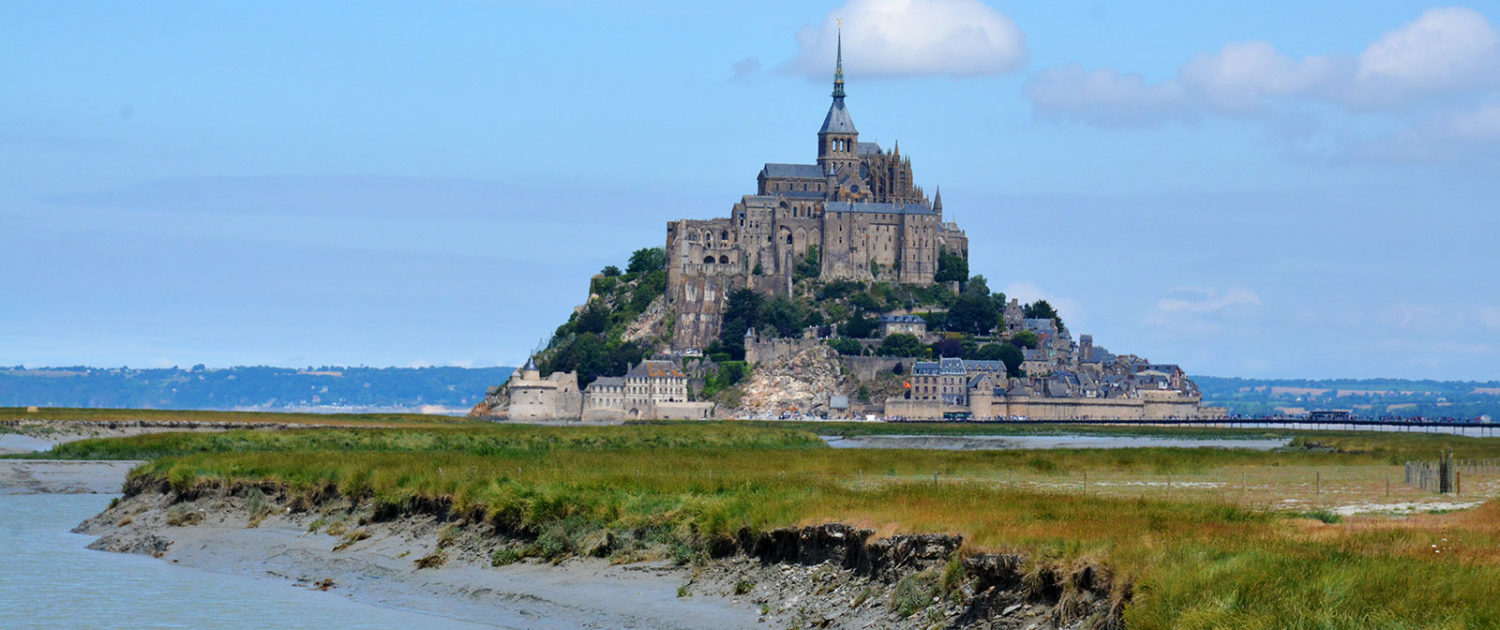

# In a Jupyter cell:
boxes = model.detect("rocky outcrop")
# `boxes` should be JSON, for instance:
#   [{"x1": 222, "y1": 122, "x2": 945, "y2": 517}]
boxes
[
  {"x1": 739, "y1": 344, "x2": 851, "y2": 416},
  {"x1": 621, "y1": 295, "x2": 671, "y2": 345}
]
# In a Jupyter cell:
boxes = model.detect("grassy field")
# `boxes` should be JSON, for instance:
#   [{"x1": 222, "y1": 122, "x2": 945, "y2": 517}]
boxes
[{"x1": 24, "y1": 415, "x2": 1500, "y2": 628}]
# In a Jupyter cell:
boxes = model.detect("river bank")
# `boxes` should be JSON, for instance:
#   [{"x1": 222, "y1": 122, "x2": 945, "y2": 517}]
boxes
[{"x1": 77, "y1": 479, "x2": 1115, "y2": 629}]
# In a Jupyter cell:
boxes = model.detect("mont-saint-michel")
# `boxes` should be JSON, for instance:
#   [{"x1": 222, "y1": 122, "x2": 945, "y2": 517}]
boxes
[
  {"x1": 6, "y1": 3, "x2": 1500, "y2": 630},
  {"x1": 474, "y1": 37, "x2": 1222, "y2": 424}
]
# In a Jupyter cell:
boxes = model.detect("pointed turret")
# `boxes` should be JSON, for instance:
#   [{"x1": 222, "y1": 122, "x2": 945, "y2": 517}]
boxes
[
  {"x1": 520, "y1": 355, "x2": 541, "y2": 380},
  {"x1": 933, "y1": 187, "x2": 943, "y2": 212},
  {"x1": 818, "y1": 22, "x2": 859, "y2": 174}
]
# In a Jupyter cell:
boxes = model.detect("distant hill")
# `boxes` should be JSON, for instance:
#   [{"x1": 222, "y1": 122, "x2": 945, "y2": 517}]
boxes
[
  {"x1": 0, "y1": 366, "x2": 514, "y2": 415},
  {"x1": 1194, "y1": 376, "x2": 1500, "y2": 420}
]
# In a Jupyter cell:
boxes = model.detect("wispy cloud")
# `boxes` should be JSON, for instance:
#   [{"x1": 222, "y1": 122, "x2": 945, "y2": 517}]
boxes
[
  {"x1": 1146, "y1": 288, "x2": 1262, "y2": 335},
  {"x1": 1154, "y1": 287, "x2": 1262, "y2": 315},
  {"x1": 1477, "y1": 308, "x2": 1500, "y2": 330},
  {"x1": 782, "y1": 0, "x2": 1026, "y2": 79},
  {"x1": 1351, "y1": 103, "x2": 1500, "y2": 164},
  {"x1": 730, "y1": 57, "x2": 762, "y2": 81},
  {"x1": 1026, "y1": 7, "x2": 1500, "y2": 135}
]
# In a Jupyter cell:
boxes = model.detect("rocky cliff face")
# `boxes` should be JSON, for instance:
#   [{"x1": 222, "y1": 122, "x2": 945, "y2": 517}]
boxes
[{"x1": 738, "y1": 344, "x2": 851, "y2": 417}]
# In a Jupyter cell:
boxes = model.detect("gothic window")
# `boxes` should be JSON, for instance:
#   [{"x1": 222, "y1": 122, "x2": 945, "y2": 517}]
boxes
[
  {"x1": 721, "y1": 230, "x2": 728, "y2": 241},
  {"x1": 719, "y1": 255, "x2": 729, "y2": 264},
  {"x1": 786, "y1": 234, "x2": 793, "y2": 244}
]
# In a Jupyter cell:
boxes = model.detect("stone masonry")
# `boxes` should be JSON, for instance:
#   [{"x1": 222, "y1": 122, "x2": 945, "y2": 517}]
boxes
[{"x1": 666, "y1": 31, "x2": 968, "y2": 349}]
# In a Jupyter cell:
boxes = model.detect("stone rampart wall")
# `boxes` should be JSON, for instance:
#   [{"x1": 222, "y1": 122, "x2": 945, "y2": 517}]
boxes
[{"x1": 842, "y1": 356, "x2": 904, "y2": 381}]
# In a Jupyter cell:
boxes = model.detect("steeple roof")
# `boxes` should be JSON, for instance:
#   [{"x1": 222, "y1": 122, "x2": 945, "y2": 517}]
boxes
[{"x1": 819, "y1": 24, "x2": 857, "y2": 135}]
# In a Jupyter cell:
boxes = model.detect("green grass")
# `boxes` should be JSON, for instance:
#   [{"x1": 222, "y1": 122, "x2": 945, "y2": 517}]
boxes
[
  {"x1": 30, "y1": 415, "x2": 1500, "y2": 627},
  {"x1": 639, "y1": 419, "x2": 1306, "y2": 441},
  {"x1": 26, "y1": 423, "x2": 826, "y2": 460}
]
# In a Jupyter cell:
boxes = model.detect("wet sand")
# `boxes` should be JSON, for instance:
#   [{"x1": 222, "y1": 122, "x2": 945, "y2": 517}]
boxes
[
  {"x1": 0, "y1": 460, "x2": 142, "y2": 495},
  {"x1": 77, "y1": 493, "x2": 768, "y2": 630}
]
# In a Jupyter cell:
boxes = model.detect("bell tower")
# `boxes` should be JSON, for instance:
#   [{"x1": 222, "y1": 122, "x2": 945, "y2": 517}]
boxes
[{"x1": 817, "y1": 24, "x2": 858, "y2": 176}]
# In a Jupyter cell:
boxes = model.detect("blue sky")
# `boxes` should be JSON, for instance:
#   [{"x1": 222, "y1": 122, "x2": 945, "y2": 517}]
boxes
[{"x1": 3, "y1": 1, "x2": 1497, "y2": 379}]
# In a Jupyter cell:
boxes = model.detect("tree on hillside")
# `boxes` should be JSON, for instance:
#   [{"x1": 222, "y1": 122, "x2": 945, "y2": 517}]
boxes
[
  {"x1": 719, "y1": 288, "x2": 764, "y2": 360},
  {"x1": 572, "y1": 301, "x2": 610, "y2": 335},
  {"x1": 877, "y1": 333, "x2": 928, "y2": 358},
  {"x1": 1009, "y1": 330, "x2": 1039, "y2": 349},
  {"x1": 794, "y1": 245, "x2": 822, "y2": 282},
  {"x1": 935, "y1": 248, "x2": 968, "y2": 283},
  {"x1": 762, "y1": 295, "x2": 808, "y2": 338},
  {"x1": 995, "y1": 344, "x2": 1024, "y2": 377},
  {"x1": 975, "y1": 343, "x2": 1007, "y2": 361},
  {"x1": 1023, "y1": 299, "x2": 1064, "y2": 330},
  {"x1": 626, "y1": 247, "x2": 666, "y2": 274},
  {"x1": 965, "y1": 274, "x2": 990, "y2": 297},
  {"x1": 827, "y1": 337, "x2": 864, "y2": 356},
  {"x1": 840, "y1": 312, "x2": 878, "y2": 339},
  {"x1": 946, "y1": 291, "x2": 999, "y2": 335},
  {"x1": 932, "y1": 337, "x2": 966, "y2": 358},
  {"x1": 601, "y1": 265, "x2": 622, "y2": 277}
]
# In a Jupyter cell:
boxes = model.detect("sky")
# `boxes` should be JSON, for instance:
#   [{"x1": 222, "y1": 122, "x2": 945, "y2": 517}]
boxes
[{"x1": 2, "y1": 1, "x2": 1497, "y2": 380}]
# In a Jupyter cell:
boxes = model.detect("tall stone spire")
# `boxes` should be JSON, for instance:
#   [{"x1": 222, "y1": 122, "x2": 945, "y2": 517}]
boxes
[
  {"x1": 832, "y1": 22, "x2": 845, "y2": 100},
  {"x1": 818, "y1": 20, "x2": 858, "y2": 173},
  {"x1": 933, "y1": 186, "x2": 943, "y2": 211}
]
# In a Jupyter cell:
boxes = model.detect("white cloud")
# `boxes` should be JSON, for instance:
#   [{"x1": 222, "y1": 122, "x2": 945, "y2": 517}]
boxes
[
  {"x1": 1026, "y1": 7, "x2": 1500, "y2": 124},
  {"x1": 1354, "y1": 7, "x2": 1500, "y2": 103},
  {"x1": 783, "y1": 0, "x2": 1026, "y2": 79},
  {"x1": 1178, "y1": 42, "x2": 1343, "y2": 113},
  {"x1": 1154, "y1": 287, "x2": 1261, "y2": 315}
]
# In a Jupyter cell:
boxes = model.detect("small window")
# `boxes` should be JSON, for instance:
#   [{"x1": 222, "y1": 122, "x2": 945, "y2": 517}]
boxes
[{"x1": 703, "y1": 256, "x2": 715, "y2": 264}]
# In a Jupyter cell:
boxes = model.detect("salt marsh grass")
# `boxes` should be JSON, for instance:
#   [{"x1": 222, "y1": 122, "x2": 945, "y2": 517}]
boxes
[{"x1": 53, "y1": 419, "x2": 1500, "y2": 627}]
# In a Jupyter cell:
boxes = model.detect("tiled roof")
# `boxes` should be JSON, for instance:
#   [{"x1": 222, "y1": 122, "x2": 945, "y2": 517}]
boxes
[
  {"x1": 820, "y1": 99, "x2": 857, "y2": 134},
  {"x1": 823, "y1": 201, "x2": 936, "y2": 216},
  {"x1": 880, "y1": 315, "x2": 926, "y2": 324},
  {"x1": 761, "y1": 163, "x2": 825, "y2": 179},
  {"x1": 626, "y1": 360, "x2": 684, "y2": 379}
]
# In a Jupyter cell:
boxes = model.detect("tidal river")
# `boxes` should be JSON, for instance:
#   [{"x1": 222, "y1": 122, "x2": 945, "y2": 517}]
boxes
[{"x1": 0, "y1": 492, "x2": 496, "y2": 629}]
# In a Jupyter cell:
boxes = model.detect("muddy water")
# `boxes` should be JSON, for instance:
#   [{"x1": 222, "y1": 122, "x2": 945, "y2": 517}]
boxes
[
  {"x1": 0, "y1": 493, "x2": 495, "y2": 629},
  {"x1": 822, "y1": 434, "x2": 1291, "y2": 450}
]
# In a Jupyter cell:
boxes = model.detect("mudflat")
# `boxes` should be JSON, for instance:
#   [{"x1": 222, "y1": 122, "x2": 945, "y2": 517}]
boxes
[{"x1": 0, "y1": 460, "x2": 140, "y2": 495}]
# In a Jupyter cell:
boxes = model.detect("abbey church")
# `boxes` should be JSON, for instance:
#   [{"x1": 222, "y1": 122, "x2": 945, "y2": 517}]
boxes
[{"x1": 667, "y1": 33, "x2": 970, "y2": 348}]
